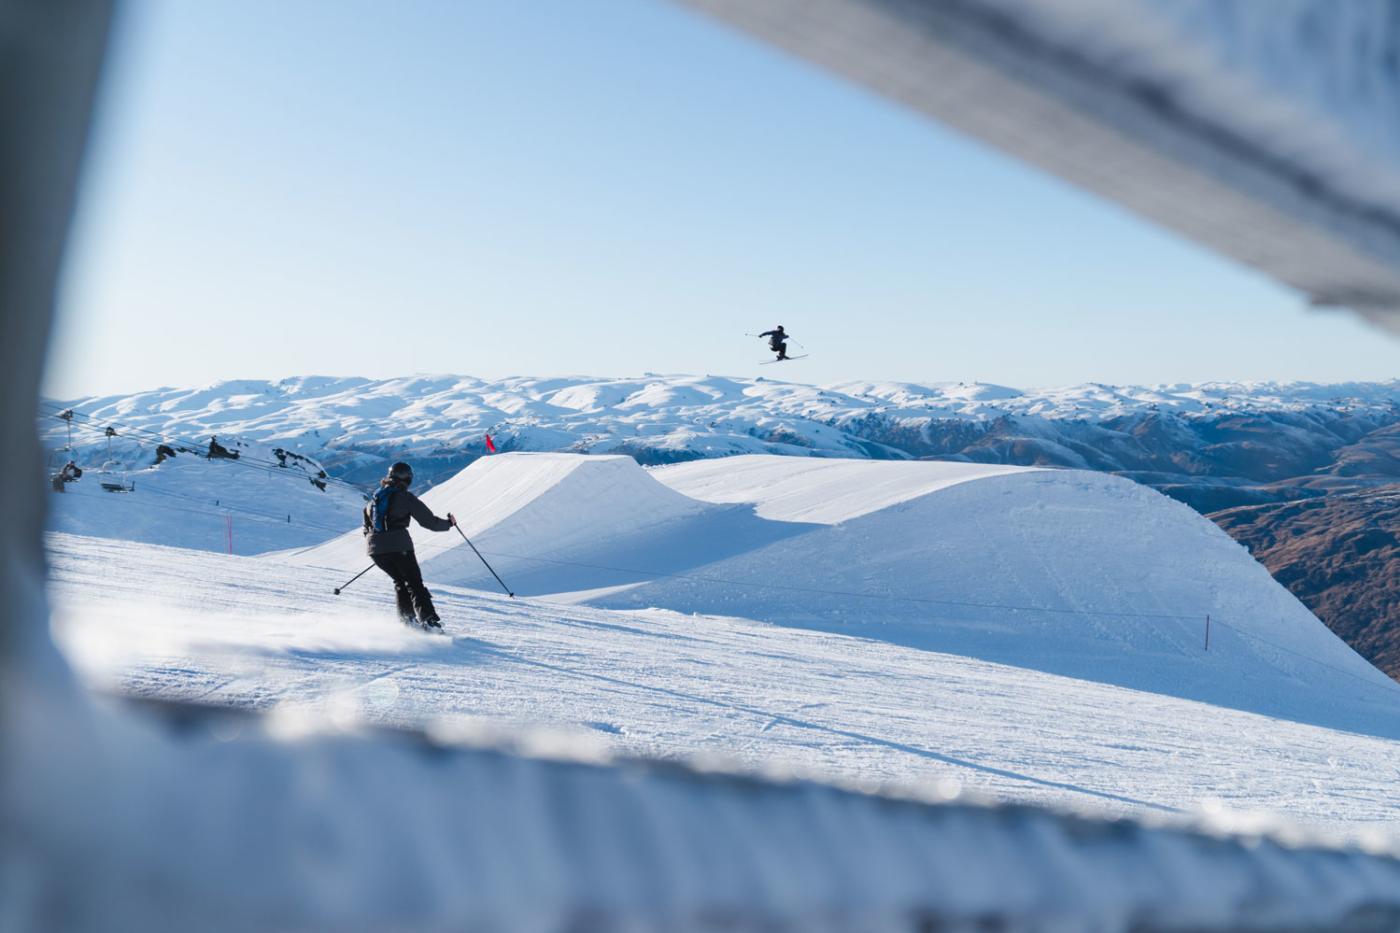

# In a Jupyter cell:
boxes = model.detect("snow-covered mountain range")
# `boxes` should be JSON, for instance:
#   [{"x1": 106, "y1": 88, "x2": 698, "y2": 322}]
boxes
[{"x1": 42, "y1": 374, "x2": 1400, "y2": 500}]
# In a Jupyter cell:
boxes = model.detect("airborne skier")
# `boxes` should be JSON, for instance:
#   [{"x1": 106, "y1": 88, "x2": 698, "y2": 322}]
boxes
[
  {"x1": 364, "y1": 461, "x2": 456, "y2": 631},
  {"x1": 758, "y1": 325, "x2": 791, "y2": 362}
]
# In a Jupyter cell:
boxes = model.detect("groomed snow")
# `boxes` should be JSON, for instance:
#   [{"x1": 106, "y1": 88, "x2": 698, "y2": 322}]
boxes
[
  {"x1": 288, "y1": 452, "x2": 1397, "y2": 736},
  {"x1": 625, "y1": 459, "x2": 1400, "y2": 735},
  {"x1": 46, "y1": 533, "x2": 1400, "y2": 840},
  {"x1": 652, "y1": 454, "x2": 1036, "y2": 523},
  {"x1": 35, "y1": 448, "x2": 1400, "y2": 925},
  {"x1": 45, "y1": 451, "x2": 364, "y2": 555},
  {"x1": 291, "y1": 453, "x2": 811, "y2": 595}
]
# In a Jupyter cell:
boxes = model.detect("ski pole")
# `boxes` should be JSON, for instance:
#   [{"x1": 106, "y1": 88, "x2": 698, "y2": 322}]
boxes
[
  {"x1": 454, "y1": 524, "x2": 514, "y2": 597},
  {"x1": 333, "y1": 563, "x2": 375, "y2": 595}
]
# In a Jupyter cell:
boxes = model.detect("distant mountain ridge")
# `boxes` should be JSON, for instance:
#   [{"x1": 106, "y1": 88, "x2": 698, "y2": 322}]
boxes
[{"x1": 43, "y1": 375, "x2": 1400, "y2": 500}]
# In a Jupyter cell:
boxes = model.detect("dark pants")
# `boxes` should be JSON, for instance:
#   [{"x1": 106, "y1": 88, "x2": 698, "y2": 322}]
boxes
[
  {"x1": 770, "y1": 340, "x2": 788, "y2": 359},
  {"x1": 371, "y1": 550, "x2": 439, "y2": 624}
]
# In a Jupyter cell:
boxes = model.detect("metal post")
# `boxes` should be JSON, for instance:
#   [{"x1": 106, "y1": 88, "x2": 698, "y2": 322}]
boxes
[{"x1": 1204, "y1": 613, "x2": 1211, "y2": 651}]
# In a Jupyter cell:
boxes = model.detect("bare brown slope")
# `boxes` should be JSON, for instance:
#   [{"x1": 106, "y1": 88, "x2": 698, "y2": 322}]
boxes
[{"x1": 1210, "y1": 489, "x2": 1400, "y2": 680}]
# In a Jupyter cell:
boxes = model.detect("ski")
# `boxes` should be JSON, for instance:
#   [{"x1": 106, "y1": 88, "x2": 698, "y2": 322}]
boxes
[{"x1": 759, "y1": 355, "x2": 809, "y2": 365}]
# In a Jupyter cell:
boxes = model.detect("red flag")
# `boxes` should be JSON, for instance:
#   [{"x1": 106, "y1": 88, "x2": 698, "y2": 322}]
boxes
[{"x1": 484, "y1": 433, "x2": 496, "y2": 453}]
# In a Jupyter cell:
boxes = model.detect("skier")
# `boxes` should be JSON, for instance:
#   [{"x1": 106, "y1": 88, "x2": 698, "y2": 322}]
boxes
[
  {"x1": 207, "y1": 435, "x2": 239, "y2": 460},
  {"x1": 50, "y1": 460, "x2": 82, "y2": 492},
  {"x1": 758, "y1": 325, "x2": 791, "y2": 361},
  {"x1": 363, "y1": 461, "x2": 456, "y2": 631}
]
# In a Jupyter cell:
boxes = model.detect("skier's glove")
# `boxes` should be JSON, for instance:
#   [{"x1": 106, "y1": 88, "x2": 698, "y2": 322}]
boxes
[{"x1": 448, "y1": 512, "x2": 457, "y2": 527}]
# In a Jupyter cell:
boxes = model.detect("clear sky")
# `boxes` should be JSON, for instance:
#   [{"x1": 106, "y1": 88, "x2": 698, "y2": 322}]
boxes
[{"x1": 47, "y1": 0, "x2": 1396, "y2": 400}]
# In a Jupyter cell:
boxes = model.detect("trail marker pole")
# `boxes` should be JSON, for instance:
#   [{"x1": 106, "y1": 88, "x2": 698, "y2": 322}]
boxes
[
  {"x1": 455, "y1": 524, "x2": 514, "y2": 597},
  {"x1": 333, "y1": 564, "x2": 375, "y2": 596},
  {"x1": 1204, "y1": 613, "x2": 1211, "y2": 651}
]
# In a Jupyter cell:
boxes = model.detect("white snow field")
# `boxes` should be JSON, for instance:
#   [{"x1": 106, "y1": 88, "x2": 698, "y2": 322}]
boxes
[
  {"x1": 47, "y1": 533, "x2": 1400, "y2": 841},
  {"x1": 46, "y1": 448, "x2": 364, "y2": 555},
  {"x1": 292, "y1": 453, "x2": 1400, "y2": 738},
  {"x1": 48, "y1": 452, "x2": 1400, "y2": 841}
]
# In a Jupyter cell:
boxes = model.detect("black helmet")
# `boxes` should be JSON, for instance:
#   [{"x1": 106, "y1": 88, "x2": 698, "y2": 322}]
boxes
[
  {"x1": 387, "y1": 461, "x2": 414, "y2": 486},
  {"x1": 776, "y1": 324, "x2": 785, "y2": 330}
]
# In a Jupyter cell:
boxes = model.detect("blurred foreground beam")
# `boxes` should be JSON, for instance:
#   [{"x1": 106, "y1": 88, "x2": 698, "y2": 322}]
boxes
[
  {"x1": 679, "y1": 0, "x2": 1400, "y2": 333},
  {"x1": 0, "y1": 1, "x2": 113, "y2": 669}
]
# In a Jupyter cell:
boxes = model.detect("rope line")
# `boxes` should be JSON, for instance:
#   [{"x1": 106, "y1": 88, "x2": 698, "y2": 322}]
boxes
[
  {"x1": 1206, "y1": 617, "x2": 1400, "y2": 699},
  {"x1": 138, "y1": 485, "x2": 351, "y2": 535},
  {"x1": 48, "y1": 470, "x2": 355, "y2": 538},
  {"x1": 412, "y1": 539, "x2": 1213, "y2": 622},
  {"x1": 406, "y1": 540, "x2": 1400, "y2": 703},
  {"x1": 46, "y1": 485, "x2": 1400, "y2": 703}
]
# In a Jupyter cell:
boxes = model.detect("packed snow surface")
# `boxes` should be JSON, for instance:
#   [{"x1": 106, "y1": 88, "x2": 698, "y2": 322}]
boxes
[
  {"x1": 653, "y1": 454, "x2": 1034, "y2": 523},
  {"x1": 292, "y1": 453, "x2": 810, "y2": 596},
  {"x1": 40, "y1": 444, "x2": 1400, "y2": 881},
  {"x1": 47, "y1": 533, "x2": 1400, "y2": 841},
  {"x1": 291, "y1": 453, "x2": 1398, "y2": 736},
  {"x1": 45, "y1": 454, "x2": 363, "y2": 555}
]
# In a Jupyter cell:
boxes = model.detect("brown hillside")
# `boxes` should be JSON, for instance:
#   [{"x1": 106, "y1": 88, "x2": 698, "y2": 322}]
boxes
[{"x1": 1210, "y1": 489, "x2": 1400, "y2": 680}]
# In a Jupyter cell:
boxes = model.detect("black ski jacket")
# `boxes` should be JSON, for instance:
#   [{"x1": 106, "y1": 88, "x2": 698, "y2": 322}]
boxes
[
  {"x1": 363, "y1": 483, "x2": 452, "y2": 556},
  {"x1": 759, "y1": 329, "x2": 787, "y2": 347}
]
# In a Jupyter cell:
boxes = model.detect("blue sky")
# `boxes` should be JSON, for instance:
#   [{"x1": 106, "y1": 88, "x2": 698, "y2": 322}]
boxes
[{"x1": 48, "y1": 0, "x2": 1396, "y2": 399}]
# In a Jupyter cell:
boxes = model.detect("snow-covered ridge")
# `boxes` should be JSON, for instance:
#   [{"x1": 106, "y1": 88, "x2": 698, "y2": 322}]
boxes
[{"x1": 41, "y1": 375, "x2": 1400, "y2": 486}]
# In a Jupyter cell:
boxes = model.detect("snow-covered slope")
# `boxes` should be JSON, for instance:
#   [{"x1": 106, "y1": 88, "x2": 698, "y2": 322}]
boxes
[
  {"x1": 45, "y1": 442, "x2": 365, "y2": 555},
  {"x1": 47, "y1": 533, "x2": 1400, "y2": 838},
  {"x1": 291, "y1": 452, "x2": 1397, "y2": 736},
  {"x1": 655, "y1": 454, "x2": 1034, "y2": 523},
  {"x1": 635, "y1": 461, "x2": 1400, "y2": 734},
  {"x1": 293, "y1": 453, "x2": 813, "y2": 595}
]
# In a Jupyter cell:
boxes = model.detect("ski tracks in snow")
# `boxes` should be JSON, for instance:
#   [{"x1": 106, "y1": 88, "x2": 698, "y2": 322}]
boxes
[{"x1": 44, "y1": 533, "x2": 1400, "y2": 837}]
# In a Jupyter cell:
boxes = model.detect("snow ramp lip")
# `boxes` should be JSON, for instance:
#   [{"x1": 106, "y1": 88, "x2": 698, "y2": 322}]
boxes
[
  {"x1": 425, "y1": 452, "x2": 712, "y2": 540},
  {"x1": 288, "y1": 452, "x2": 728, "y2": 573},
  {"x1": 651, "y1": 454, "x2": 1040, "y2": 524}
]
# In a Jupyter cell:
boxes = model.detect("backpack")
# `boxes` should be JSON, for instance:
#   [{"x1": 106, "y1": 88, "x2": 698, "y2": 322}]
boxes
[{"x1": 369, "y1": 485, "x2": 398, "y2": 532}]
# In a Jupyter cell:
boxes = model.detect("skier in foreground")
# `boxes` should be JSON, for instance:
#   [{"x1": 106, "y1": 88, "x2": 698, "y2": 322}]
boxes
[
  {"x1": 758, "y1": 325, "x2": 791, "y2": 361},
  {"x1": 364, "y1": 461, "x2": 456, "y2": 631}
]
